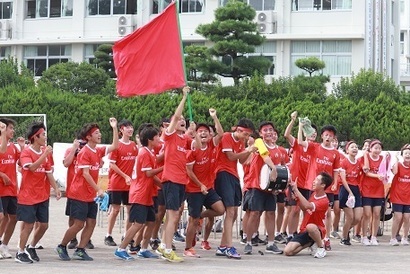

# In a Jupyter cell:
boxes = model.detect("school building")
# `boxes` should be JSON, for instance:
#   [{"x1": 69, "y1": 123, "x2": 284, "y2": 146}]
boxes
[{"x1": 0, "y1": 0, "x2": 409, "y2": 91}]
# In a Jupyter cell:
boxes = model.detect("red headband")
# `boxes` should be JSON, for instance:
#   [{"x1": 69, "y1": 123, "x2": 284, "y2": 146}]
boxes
[
  {"x1": 30, "y1": 128, "x2": 44, "y2": 141},
  {"x1": 87, "y1": 127, "x2": 99, "y2": 137},
  {"x1": 345, "y1": 141, "x2": 356, "y2": 151},
  {"x1": 370, "y1": 139, "x2": 382, "y2": 148},
  {"x1": 236, "y1": 126, "x2": 253, "y2": 134}
]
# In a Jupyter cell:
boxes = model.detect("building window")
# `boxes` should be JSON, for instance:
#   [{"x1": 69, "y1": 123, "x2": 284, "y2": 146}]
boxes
[
  {"x1": 400, "y1": 0, "x2": 405, "y2": 13},
  {"x1": 400, "y1": 31, "x2": 405, "y2": 55},
  {"x1": 26, "y1": 0, "x2": 73, "y2": 18},
  {"x1": 249, "y1": 41, "x2": 276, "y2": 75},
  {"x1": 249, "y1": 0, "x2": 275, "y2": 11},
  {"x1": 152, "y1": 0, "x2": 203, "y2": 14},
  {"x1": 0, "y1": 1, "x2": 12, "y2": 19},
  {"x1": 291, "y1": 40, "x2": 351, "y2": 76},
  {"x1": 84, "y1": 44, "x2": 101, "y2": 64},
  {"x1": 88, "y1": 0, "x2": 137, "y2": 15},
  {"x1": 292, "y1": 0, "x2": 352, "y2": 11},
  {"x1": 24, "y1": 45, "x2": 71, "y2": 76},
  {"x1": 0, "y1": 46, "x2": 11, "y2": 60}
]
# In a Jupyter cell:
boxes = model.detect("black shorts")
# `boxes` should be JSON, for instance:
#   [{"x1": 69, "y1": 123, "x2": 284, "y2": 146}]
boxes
[
  {"x1": 17, "y1": 200, "x2": 49, "y2": 223},
  {"x1": 186, "y1": 189, "x2": 221, "y2": 218},
  {"x1": 392, "y1": 203, "x2": 410, "y2": 214},
  {"x1": 1, "y1": 196, "x2": 17, "y2": 215},
  {"x1": 242, "y1": 190, "x2": 250, "y2": 211},
  {"x1": 157, "y1": 189, "x2": 165, "y2": 206},
  {"x1": 326, "y1": 193, "x2": 334, "y2": 207},
  {"x1": 129, "y1": 203, "x2": 156, "y2": 224},
  {"x1": 162, "y1": 181, "x2": 185, "y2": 211},
  {"x1": 247, "y1": 188, "x2": 276, "y2": 212},
  {"x1": 108, "y1": 190, "x2": 129, "y2": 205},
  {"x1": 287, "y1": 187, "x2": 311, "y2": 206},
  {"x1": 334, "y1": 194, "x2": 339, "y2": 201},
  {"x1": 276, "y1": 192, "x2": 286, "y2": 203},
  {"x1": 214, "y1": 171, "x2": 242, "y2": 207},
  {"x1": 362, "y1": 197, "x2": 383, "y2": 207},
  {"x1": 152, "y1": 196, "x2": 159, "y2": 214},
  {"x1": 339, "y1": 185, "x2": 362, "y2": 208},
  {"x1": 65, "y1": 198, "x2": 72, "y2": 216},
  {"x1": 290, "y1": 231, "x2": 315, "y2": 247},
  {"x1": 70, "y1": 199, "x2": 98, "y2": 221}
]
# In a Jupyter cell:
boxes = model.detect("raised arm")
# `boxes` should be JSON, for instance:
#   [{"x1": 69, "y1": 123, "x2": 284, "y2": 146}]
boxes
[
  {"x1": 167, "y1": 86, "x2": 189, "y2": 134},
  {"x1": 107, "y1": 117, "x2": 119, "y2": 154},
  {"x1": 284, "y1": 111, "x2": 297, "y2": 145},
  {"x1": 210, "y1": 108, "x2": 224, "y2": 146}
]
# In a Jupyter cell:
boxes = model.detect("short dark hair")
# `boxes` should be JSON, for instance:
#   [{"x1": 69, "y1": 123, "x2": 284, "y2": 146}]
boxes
[
  {"x1": 27, "y1": 122, "x2": 46, "y2": 144},
  {"x1": 118, "y1": 119, "x2": 133, "y2": 129},
  {"x1": 140, "y1": 126, "x2": 159, "y2": 147},
  {"x1": 237, "y1": 118, "x2": 255, "y2": 132},
  {"x1": 137, "y1": 123, "x2": 154, "y2": 135},
  {"x1": 0, "y1": 118, "x2": 16, "y2": 136},
  {"x1": 320, "y1": 125, "x2": 337, "y2": 136},
  {"x1": 319, "y1": 172, "x2": 333, "y2": 189},
  {"x1": 258, "y1": 121, "x2": 279, "y2": 135},
  {"x1": 79, "y1": 123, "x2": 99, "y2": 141},
  {"x1": 196, "y1": 123, "x2": 211, "y2": 132}
]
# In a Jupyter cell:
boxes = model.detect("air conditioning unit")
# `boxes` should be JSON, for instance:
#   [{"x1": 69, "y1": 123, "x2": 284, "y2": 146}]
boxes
[
  {"x1": 118, "y1": 16, "x2": 127, "y2": 25},
  {"x1": 255, "y1": 11, "x2": 276, "y2": 34}
]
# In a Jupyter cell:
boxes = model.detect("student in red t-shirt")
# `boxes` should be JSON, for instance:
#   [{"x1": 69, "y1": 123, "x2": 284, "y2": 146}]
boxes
[
  {"x1": 114, "y1": 126, "x2": 163, "y2": 260},
  {"x1": 0, "y1": 119, "x2": 25, "y2": 259},
  {"x1": 389, "y1": 144, "x2": 410, "y2": 246},
  {"x1": 284, "y1": 172, "x2": 333, "y2": 258},
  {"x1": 56, "y1": 118, "x2": 118, "y2": 261},
  {"x1": 105, "y1": 120, "x2": 138, "y2": 247},
  {"x1": 15, "y1": 122, "x2": 62, "y2": 264}
]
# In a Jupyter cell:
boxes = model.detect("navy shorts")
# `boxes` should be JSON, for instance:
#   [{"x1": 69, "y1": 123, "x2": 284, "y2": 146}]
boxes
[
  {"x1": 290, "y1": 231, "x2": 315, "y2": 247},
  {"x1": 339, "y1": 185, "x2": 362, "y2": 208},
  {"x1": 1, "y1": 196, "x2": 17, "y2": 215},
  {"x1": 334, "y1": 194, "x2": 339, "y2": 201},
  {"x1": 65, "y1": 198, "x2": 72, "y2": 216},
  {"x1": 392, "y1": 203, "x2": 410, "y2": 214},
  {"x1": 129, "y1": 203, "x2": 156, "y2": 224},
  {"x1": 242, "y1": 190, "x2": 250, "y2": 211},
  {"x1": 362, "y1": 197, "x2": 383, "y2": 207},
  {"x1": 186, "y1": 189, "x2": 221, "y2": 218},
  {"x1": 326, "y1": 193, "x2": 335, "y2": 207},
  {"x1": 17, "y1": 200, "x2": 49, "y2": 223},
  {"x1": 276, "y1": 192, "x2": 285, "y2": 204},
  {"x1": 0, "y1": 198, "x2": 3, "y2": 213},
  {"x1": 152, "y1": 196, "x2": 159, "y2": 214},
  {"x1": 247, "y1": 188, "x2": 277, "y2": 212},
  {"x1": 157, "y1": 189, "x2": 165, "y2": 206},
  {"x1": 70, "y1": 199, "x2": 98, "y2": 221},
  {"x1": 214, "y1": 171, "x2": 242, "y2": 207},
  {"x1": 162, "y1": 181, "x2": 185, "y2": 211},
  {"x1": 108, "y1": 190, "x2": 129, "y2": 205}
]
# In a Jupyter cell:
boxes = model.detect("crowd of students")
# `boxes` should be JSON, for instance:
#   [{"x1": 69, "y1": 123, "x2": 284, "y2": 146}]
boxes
[{"x1": 1, "y1": 87, "x2": 410, "y2": 264}]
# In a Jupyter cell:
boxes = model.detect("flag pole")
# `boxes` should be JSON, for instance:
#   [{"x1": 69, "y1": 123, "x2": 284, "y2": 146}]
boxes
[{"x1": 175, "y1": 0, "x2": 193, "y2": 121}]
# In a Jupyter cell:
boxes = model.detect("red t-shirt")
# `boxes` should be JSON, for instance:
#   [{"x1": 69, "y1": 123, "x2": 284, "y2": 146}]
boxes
[
  {"x1": 0, "y1": 142, "x2": 20, "y2": 197},
  {"x1": 305, "y1": 143, "x2": 341, "y2": 191},
  {"x1": 129, "y1": 147, "x2": 156, "y2": 205},
  {"x1": 390, "y1": 162, "x2": 410, "y2": 205},
  {"x1": 299, "y1": 193, "x2": 329, "y2": 237},
  {"x1": 69, "y1": 145, "x2": 107, "y2": 202},
  {"x1": 214, "y1": 132, "x2": 245, "y2": 178},
  {"x1": 340, "y1": 157, "x2": 362, "y2": 187},
  {"x1": 63, "y1": 147, "x2": 77, "y2": 197},
  {"x1": 108, "y1": 140, "x2": 138, "y2": 191},
  {"x1": 186, "y1": 140, "x2": 216, "y2": 193},
  {"x1": 18, "y1": 146, "x2": 53, "y2": 205},
  {"x1": 161, "y1": 130, "x2": 189, "y2": 185},
  {"x1": 289, "y1": 139, "x2": 312, "y2": 189},
  {"x1": 360, "y1": 154, "x2": 384, "y2": 198}
]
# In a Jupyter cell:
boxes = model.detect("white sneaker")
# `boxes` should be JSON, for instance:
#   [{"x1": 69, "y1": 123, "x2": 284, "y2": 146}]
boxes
[
  {"x1": 362, "y1": 237, "x2": 371, "y2": 246},
  {"x1": 313, "y1": 247, "x2": 326, "y2": 258},
  {"x1": 308, "y1": 243, "x2": 318, "y2": 255},
  {"x1": 401, "y1": 238, "x2": 409, "y2": 246},
  {"x1": 390, "y1": 238, "x2": 399, "y2": 246},
  {"x1": 0, "y1": 245, "x2": 12, "y2": 259},
  {"x1": 370, "y1": 237, "x2": 379, "y2": 246}
]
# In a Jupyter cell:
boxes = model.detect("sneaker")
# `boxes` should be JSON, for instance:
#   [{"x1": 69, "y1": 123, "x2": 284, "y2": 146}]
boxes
[
  {"x1": 274, "y1": 234, "x2": 286, "y2": 244},
  {"x1": 114, "y1": 249, "x2": 135, "y2": 261},
  {"x1": 362, "y1": 237, "x2": 371, "y2": 246},
  {"x1": 330, "y1": 231, "x2": 341, "y2": 239},
  {"x1": 225, "y1": 246, "x2": 241, "y2": 259},
  {"x1": 15, "y1": 252, "x2": 33, "y2": 264},
  {"x1": 128, "y1": 244, "x2": 141, "y2": 254},
  {"x1": 172, "y1": 243, "x2": 176, "y2": 251},
  {"x1": 313, "y1": 247, "x2": 326, "y2": 258},
  {"x1": 73, "y1": 248, "x2": 93, "y2": 261},
  {"x1": 86, "y1": 240, "x2": 94, "y2": 249},
  {"x1": 137, "y1": 249, "x2": 159, "y2": 259},
  {"x1": 352, "y1": 234, "x2": 361, "y2": 243},
  {"x1": 370, "y1": 237, "x2": 379, "y2": 246},
  {"x1": 104, "y1": 236, "x2": 117, "y2": 246},
  {"x1": 340, "y1": 238, "x2": 351, "y2": 246},
  {"x1": 324, "y1": 239, "x2": 331, "y2": 251},
  {"x1": 265, "y1": 243, "x2": 283, "y2": 254},
  {"x1": 150, "y1": 239, "x2": 160, "y2": 250},
  {"x1": 55, "y1": 245, "x2": 71, "y2": 261},
  {"x1": 201, "y1": 240, "x2": 211, "y2": 250},
  {"x1": 250, "y1": 237, "x2": 259, "y2": 246},
  {"x1": 244, "y1": 243, "x2": 252, "y2": 255},
  {"x1": 396, "y1": 234, "x2": 402, "y2": 242},
  {"x1": 256, "y1": 235, "x2": 266, "y2": 245},
  {"x1": 0, "y1": 245, "x2": 12, "y2": 259},
  {"x1": 67, "y1": 238, "x2": 78, "y2": 249},
  {"x1": 25, "y1": 245, "x2": 39, "y2": 262},
  {"x1": 240, "y1": 237, "x2": 246, "y2": 245},
  {"x1": 390, "y1": 238, "x2": 399, "y2": 246},
  {"x1": 309, "y1": 243, "x2": 318, "y2": 255},
  {"x1": 34, "y1": 243, "x2": 44, "y2": 249},
  {"x1": 183, "y1": 247, "x2": 200, "y2": 258},
  {"x1": 216, "y1": 246, "x2": 227, "y2": 256},
  {"x1": 161, "y1": 250, "x2": 184, "y2": 263},
  {"x1": 401, "y1": 238, "x2": 409, "y2": 246},
  {"x1": 173, "y1": 231, "x2": 185, "y2": 242}
]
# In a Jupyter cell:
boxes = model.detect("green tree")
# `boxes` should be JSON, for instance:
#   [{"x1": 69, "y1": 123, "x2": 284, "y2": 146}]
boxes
[
  {"x1": 93, "y1": 44, "x2": 116, "y2": 78},
  {"x1": 196, "y1": 0, "x2": 271, "y2": 85},
  {"x1": 38, "y1": 62, "x2": 111, "y2": 95},
  {"x1": 0, "y1": 57, "x2": 35, "y2": 89},
  {"x1": 295, "y1": 57, "x2": 325, "y2": 77}
]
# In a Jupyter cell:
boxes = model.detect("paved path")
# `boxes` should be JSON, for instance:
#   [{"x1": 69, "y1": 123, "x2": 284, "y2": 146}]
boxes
[{"x1": 1, "y1": 197, "x2": 408, "y2": 273}]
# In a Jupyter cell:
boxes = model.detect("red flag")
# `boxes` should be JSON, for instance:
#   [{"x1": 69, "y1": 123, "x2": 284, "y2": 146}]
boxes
[{"x1": 113, "y1": 2, "x2": 186, "y2": 97}]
